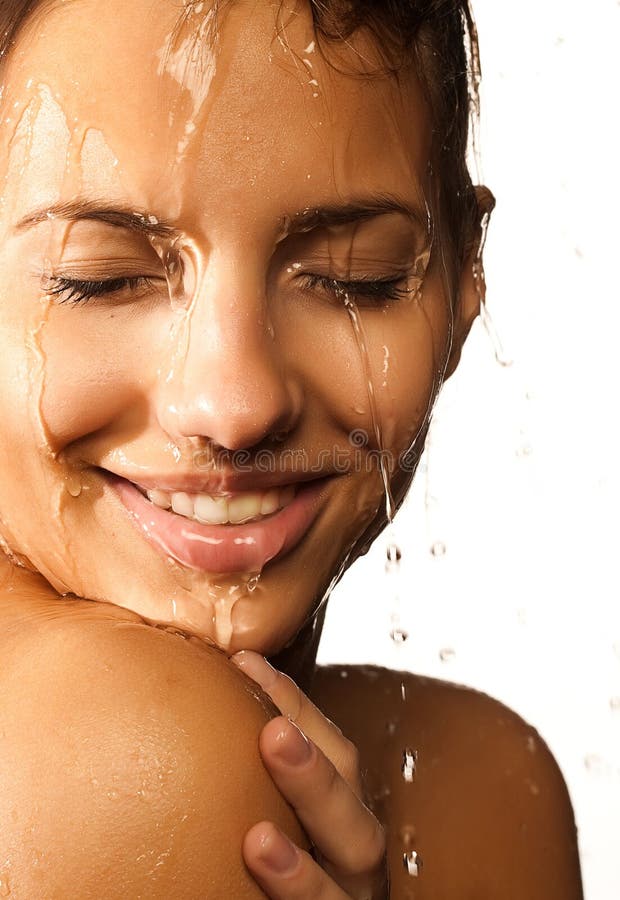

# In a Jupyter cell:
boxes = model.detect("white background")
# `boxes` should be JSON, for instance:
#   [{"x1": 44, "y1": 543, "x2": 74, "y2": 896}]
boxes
[{"x1": 317, "y1": 2, "x2": 620, "y2": 898}]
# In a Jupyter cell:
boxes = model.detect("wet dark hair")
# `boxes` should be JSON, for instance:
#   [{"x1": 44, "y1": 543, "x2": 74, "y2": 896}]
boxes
[{"x1": 0, "y1": 0, "x2": 481, "y2": 289}]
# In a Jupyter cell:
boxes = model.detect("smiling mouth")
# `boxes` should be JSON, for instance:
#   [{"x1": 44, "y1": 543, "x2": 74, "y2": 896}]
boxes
[
  {"x1": 133, "y1": 483, "x2": 297, "y2": 526},
  {"x1": 105, "y1": 471, "x2": 331, "y2": 575}
]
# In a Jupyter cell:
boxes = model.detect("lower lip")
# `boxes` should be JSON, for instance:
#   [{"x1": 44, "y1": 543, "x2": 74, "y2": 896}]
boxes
[{"x1": 107, "y1": 474, "x2": 329, "y2": 575}]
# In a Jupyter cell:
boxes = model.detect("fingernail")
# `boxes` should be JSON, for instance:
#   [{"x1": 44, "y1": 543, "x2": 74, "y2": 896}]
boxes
[
  {"x1": 230, "y1": 650, "x2": 277, "y2": 692},
  {"x1": 258, "y1": 827, "x2": 300, "y2": 874},
  {"x1": 275, "y1": 719, "x2": 312, "y2": 767}
]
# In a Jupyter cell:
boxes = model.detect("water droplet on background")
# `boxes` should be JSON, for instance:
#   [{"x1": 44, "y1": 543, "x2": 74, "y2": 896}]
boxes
[
  {"x1": 609, "y1": 697, "x2": 620, "y2": 711},
  {"x1": 439, "y1": 648, "x2": 456, "y2": 663},
  {"x1": 390, "y1": 628, "x2": 409, "y2": 645},
  {"x1": 516, "y1": 443, "x2": 533, "y2": 458},
  {"x1": 430, "y1": 541, "x2": 446, "y2": 558},
  {"x1": 385, "y1": 543, "x2": 402, "y2": 569}
]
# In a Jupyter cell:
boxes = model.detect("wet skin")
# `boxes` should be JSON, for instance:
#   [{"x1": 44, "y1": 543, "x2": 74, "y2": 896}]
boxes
[
  {"x1": 0, "y1": 0, "x2": 456, "y2": 654},
  {"x1": 0, "y1": 1, "x2": 583, "y2": 897}
]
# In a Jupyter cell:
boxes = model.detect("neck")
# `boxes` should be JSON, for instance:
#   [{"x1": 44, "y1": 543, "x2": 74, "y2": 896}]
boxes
[{"x1": 269, "y1": 602, "x2": 327, "y2": 695}]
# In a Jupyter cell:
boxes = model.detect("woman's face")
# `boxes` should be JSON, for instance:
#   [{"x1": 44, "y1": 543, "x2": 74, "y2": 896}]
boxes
[{"x1": 0, "y1": 0, "x2": 471, "y2": 654}]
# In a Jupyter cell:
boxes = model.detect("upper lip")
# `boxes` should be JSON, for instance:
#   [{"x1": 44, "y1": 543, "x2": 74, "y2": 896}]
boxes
[{"x1": 99, "y1": 466, "x2": 335, "y2": 496}]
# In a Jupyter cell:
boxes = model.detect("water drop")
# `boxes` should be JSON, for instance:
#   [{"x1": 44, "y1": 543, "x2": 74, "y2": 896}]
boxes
[
  {"x1": 0, "y1": 874, "x2": 10, "y2": 897},
  {"x1": 401, "y1": 682, "x2": 407, "y2": 702},
  {"x1": 430, "y1": 541, "x2": 446, "y2": 557},
  {"x1": 516, "y1": 443, "x2": 533, "y2": 458},
  {"x1": 385, "y1": 542, "x2": 402, "y2": 573},
  {"x1": 65, "y1": 473, "x2": 83, "y2": 498},
  {"x1": 339, "y1": 669, "x2": 349, "y2": 679},
  {"x1": 402, "y1": 748, "x2": 418, "y2": 783},
  {"x1": 247, "y1": 574, "x2": 261, "y2": 593},
  {"x1": 390, "y1": 628, "x2": 409, "y2": 644},
  {"x1": 403, "y1": 850, "x2": 422, "y2": 877},
  {"x1": 439, "y1": 647, "x2": 456, "y2": 663},
  {"x1": 386, "y1": 720, "x2": 397, "y2": 737},
  {"x1": 610, "y1": 697, "x2": 620, "y2": 711}
]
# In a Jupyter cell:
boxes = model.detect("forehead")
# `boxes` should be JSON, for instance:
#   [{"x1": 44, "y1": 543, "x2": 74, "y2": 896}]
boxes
[{"x1": 2, "y1": 0, "x2": 431, "y2": 227}]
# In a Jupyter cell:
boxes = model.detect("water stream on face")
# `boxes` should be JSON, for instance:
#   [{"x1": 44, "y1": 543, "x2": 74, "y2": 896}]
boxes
[
  {"x1": 342, "y1": 294, "x2": 395, "y2": 522},
  {"x1": 341, "y1": 291, "x2": 423, "y2": 882}
]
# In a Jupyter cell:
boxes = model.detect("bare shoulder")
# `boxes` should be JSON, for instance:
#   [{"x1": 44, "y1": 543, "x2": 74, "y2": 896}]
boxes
[
  {"x1": 312, "y1": 664, "x2": 584, "y2": 900},
  {"x1": 0, "y1": 598, "x2": 303, "y2": 898}
]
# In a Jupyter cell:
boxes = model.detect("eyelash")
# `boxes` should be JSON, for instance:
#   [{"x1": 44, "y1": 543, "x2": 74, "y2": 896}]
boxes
[
  {"x1": 300, "y1": 273, "x2": 413, "y2": 305},
  {"x1": 43, "y1": 272, "x2": 414, "y2": 306},
  {"x1": 44, "y1": 275, "x2": 155, "y2": 305}
]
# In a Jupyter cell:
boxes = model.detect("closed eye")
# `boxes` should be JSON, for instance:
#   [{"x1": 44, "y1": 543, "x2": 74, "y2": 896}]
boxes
[
  {"x1": 300, "y1": 273, "x2": 416, "y2": 305},
  {"x1": 43, "y1": 275, "x2": 159, "y2": 305}
]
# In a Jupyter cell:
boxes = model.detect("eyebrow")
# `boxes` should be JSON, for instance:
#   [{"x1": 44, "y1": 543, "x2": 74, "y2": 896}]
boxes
[
  {"x1": 14, "y1": 200, "x2": 179, "y2": 238},
  {"x1": 14, "y1": 194, "x2": 429, "y2": 238},
  {"x1": 284, "y1": 195, "x2": 429, "y2": 234}
]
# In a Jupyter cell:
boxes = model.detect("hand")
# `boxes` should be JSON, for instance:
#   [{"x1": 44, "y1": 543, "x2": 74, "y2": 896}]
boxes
[{"x1": 231, "y1": 651, "x2": 388, "y2": 900}]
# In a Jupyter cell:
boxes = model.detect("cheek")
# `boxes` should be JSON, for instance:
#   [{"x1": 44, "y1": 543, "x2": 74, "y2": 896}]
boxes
[
  {"x1": 0, "y1": 271, "x2": 47, "y2": 455},
  {"x1": 38, "y1": 307, "x2": 170, "y2": 450},
  {"x1": 340, "y1": 292, "x2": 451, "y2": 457}
]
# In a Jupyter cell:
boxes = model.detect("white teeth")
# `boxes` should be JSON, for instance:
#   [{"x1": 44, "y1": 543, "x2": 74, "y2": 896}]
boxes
[
  {"x1": 171, "y1": 492, "x2": 194, "y2": 518},
  {"x1": 260, "y1": 490, "x2": 279, "y2": 516},
  {"x1": 147, "y1": 489, "x2": 172, "y2": 510},
  {"x1": 141, "y1": 484, "x2": 297, "y2": 525},
  {"x1": 228, "y1": 492, "x2": 263, "y2": 525},
  {"x1": 194, "y1": 494, "x2": 228, "y2": 525}
]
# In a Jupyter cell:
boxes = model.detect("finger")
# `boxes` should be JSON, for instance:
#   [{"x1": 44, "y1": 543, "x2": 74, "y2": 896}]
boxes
[
  {"x1": 243, "y1": 821, "x2": 350, "y2": 900},
  {"x1": 259, "y1": 716, "x2": 386, "y2": 878},
  {"x1": 231, "y1": 651, "x2": 361, "y2": 792}
]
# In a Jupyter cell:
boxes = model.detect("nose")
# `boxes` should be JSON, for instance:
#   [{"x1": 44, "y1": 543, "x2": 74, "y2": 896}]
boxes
[{"x1": 156, "y1": 259, "x2": 302, "y2": 452}]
